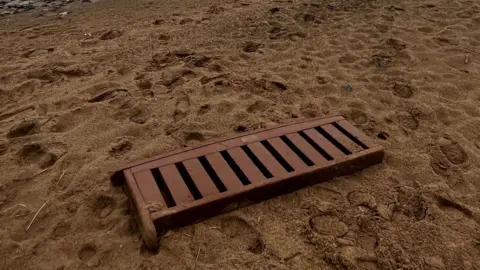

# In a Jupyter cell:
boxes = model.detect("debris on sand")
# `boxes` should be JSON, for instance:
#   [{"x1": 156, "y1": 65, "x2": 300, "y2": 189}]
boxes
[{"x1": 0, "y1": 0, "x2": 96, "y2": 15}]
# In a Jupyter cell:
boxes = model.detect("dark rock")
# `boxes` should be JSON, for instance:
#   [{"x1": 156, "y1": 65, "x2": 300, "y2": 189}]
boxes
[
  {"x1": 377, "y1": 132, "x2": 389, "y2": 140},
  {"x1": 343, "y1": 84, "x2": 353, "y2": 92}
]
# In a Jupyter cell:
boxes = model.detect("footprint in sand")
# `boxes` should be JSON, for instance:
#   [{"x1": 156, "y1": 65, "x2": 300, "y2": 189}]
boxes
[
  {"x1": 136, "y1": 79, "x2": 154, "y2": 97},
  {"x1": 88, "y1": 89, "x2": 129, "y2": 103},
  {"x1": 148, "y1": 50, "x2": 209, "y2": 70},
  {"x1": 302, "y1": 12, "x2": 317, "y2": 23},
  {"x1": 429, "y1": 153, "x2": 452, "y2": 177},
  {"x1": 268, "y1": 26, "x2": 287, "y2": 40},
  {"x1": 371, "y1": 54, "x2": 392, "y2": 71},
  {"x1": 220, "y1": 216, "x2": 265, "y2": 254},
  {"x1": 456, "y1": 10, "x2": 474, "y2": 19},
  {"x1": 437, "y1": 137, "x2": 468, "y2": 165},
  {"x1": 390, "y1": 81, "x2": 415, "y2": 98},
  {"x1": 173, "y1": 95, "x2": 191, "y2": 121},
  {"x1": 288, "y1": 32, "x2": 307, "y2": 41},
  {"x1": 216, "y1": 100, "x2": 235, "y2": 114},
  {"x1": 179, "y1": 18, "x2": 194, "y2": 25},
  {"x1": 300, "y1": 102, "x2": 322, "y2": 118},
  {"x1": 375, "y1": 22, "x2": 391, "y2": 33},
  {"x1": 51, "y1": 220, "x2": 71, "y2": 239},
  {"x1": 49, "y1": 106, "x2": 94, "y2": 133},
  {"x1": 0, "y1": 141, "x2": 7, "y2": 156},
  {"x1": 157, "y1": 33, "x2": 170, "y2": 42},
  {"x1": 418, "y1": 26, "x2": 435, "y2": 33},
  {"x1": 153, "y1": 19, "x2": 165, "y2": 25},
  {"x1": 433, "y1": 36, "x2": 459, "y2": 47},
  {"x1": 355, "y1": 232, "x2": 378, "y2": 255},
  {"x1": 435, "y1": 195, "x2": 473, "y2": 221},
  {"x1": 6, "y1": 119, "x2": 38, "y2": 138},
  {"x1": 393, "y1": 188, "x2": 428, "y2": 221},
  {"x1": 147, "y1": 53, "x2": 175, "y2": 71},
  {"x1": 0, "y1": 88, "x2": 10, "y2": 107},
  {"x1": 82, "y1": 81, "x2": 130, "y2": 103},
  {"x1": 52, "y1": 64, "x2": 93, "y2": 78},
  {"x1": 347, "y1": 191, "x2": 377, "y2": 209},
  {"x1": 161, "y1": 67, "x2": 195, "y2": 89},
  {"x1": 115, "y1": 99, "x2": 150, "y2": 124},
  {"x1": 338, "y1": 53, "x2": 360, "y2": 65},
  {"x1": 207, "y1": 5, "x2": 225, "y2": 14},
  {"x1": 66, "y1": 201, "x2": 80, "y2": 216},
  {"x1": 38, "y1": 153, "x2": 58, "y2": 169},
  {"x1": 25, "y1": 68, "x2": 61, "y2": 83},
  {"x1": 78, "y1": 244, "x2": 97, "y2": 261},
  {"x1": 345, "y1": 109, "x2": 368, "y2": 125},
  {"x1": 184, "y1": 54, "x2": 211, "y2": 68},
  {"x1": 115, "y1": 216, "x2": 138, "y2": 236},
  {"x1": 9, "y1": 80, "x2": 40, "y2": 100},
  {"x1": 243, "y1": 41, "x2": 264, "y2": 53},
  {"x1": 93, "y1": 195, "x2": 116, "y2": 219},
  {"x1": 136, "y1": 79, "x2": 152, "y2": 90},
  {"x1": 128, "y1": 106, "x2": 150, "y2": 124},
  {"x1": 247, "y1": 99, "x2": 271, "y2": 113},
  {"x1": 397, "y1": 111, "x2": 419, "y2": 130},
  {"x1": 386, "y1": 38, "x2": 407, "y2": 51},
  {"x1": 109, "y1": 138, "x2": 132, "y2": 157},
  {"x1": 207, "y1": 63, "x2": 224, "y2": 73},
  {"x1": 17, "y1": 143, "x2": 62, "y2": 169},
  {"x1": 182, "y1": 130, "x2": 208, "y2": 144},
  {"x1": 309, "y1": 214, "x2": 349, "y2": 237},
  {"x1": 99, "y1": 30, "x2": 123, "y2": 40}
]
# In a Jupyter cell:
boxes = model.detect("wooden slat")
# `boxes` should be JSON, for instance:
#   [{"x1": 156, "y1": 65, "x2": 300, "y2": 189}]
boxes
[
  {"x1": 206, "y1": 152, "x2": 243, "y2": 190},
  {"x1": 335, "y1": 120, "x2": 372, "y2": 148},
  {"x1": 267, "y1": 137, "x2": 307, "y2": 171},
  {"x1": 130, "y1": 116, "x2": 344, "y2": 173},
  {"x1": 227, "y1": 147, "x2": 266, "y2": 183},
  {"x1": 303, "y1": 128, "x2": 345, "y2": 160},
  {"x1": 183, "y1": 158, "x2": 219, "y2": 197},
  {"x1": 133, "y1": 170, "x2": 167, "y2": 206},
  {"x1": 247, "y1": 142, "x2": 288, "y2": 177},
  {"x1": 322, "y1": 124, "x2": 363, "y2": 153},
  {"x1": 286, "y1": 133, "x2": 328, "y2": 165},
  {"x1": 159, "y1": 164, "x2": 194, "y2": 205}
]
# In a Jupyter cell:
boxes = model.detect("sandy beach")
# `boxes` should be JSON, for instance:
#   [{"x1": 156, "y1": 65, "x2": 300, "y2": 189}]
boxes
[{"x1": 1, "y1": 0, "x2": 480, "y2": 269}]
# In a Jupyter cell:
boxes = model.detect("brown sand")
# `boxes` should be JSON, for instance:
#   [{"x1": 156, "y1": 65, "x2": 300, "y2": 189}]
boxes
[{"x1": 1, "y1": 0, "x2": 480, "y2": 269}]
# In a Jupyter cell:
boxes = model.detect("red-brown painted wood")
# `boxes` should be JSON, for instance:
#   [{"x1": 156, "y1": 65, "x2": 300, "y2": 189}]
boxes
[
  {"x1": 183, "y1": 158, "x2": 219, "y2": 197},
  {"x1": 133, "y1": 170, "x2": 166, "y2": 206},
  {"x1": 286, "y1": 133, "x2": 328, "y2": 165},
  {"x1": 322, "y1": 124, "x2": 364, "y2": 153},
  {"x1": 227, "y1": 147, "x2": 266, "y2": 183},
  {"x1": 111, "y1": 115, "x2": 384, "y2": 250},
  {"x1": 205, "y1": 152, "x2": 243, "y2": 190},
  {"x1": 267, "y1": 137, "x2": 307, "y2": 171},
  {"x1": 247, "y1": 142, "x2": 288, "y2": 177},
  {"x1": 159, "y1": 164, "x2": 194, "y2": 205},
  {"x1": 303, "y1": 128, "x2": 345, "y2": 160}
]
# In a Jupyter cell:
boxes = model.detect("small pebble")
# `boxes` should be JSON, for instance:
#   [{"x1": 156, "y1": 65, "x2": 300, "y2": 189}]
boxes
[
  {"x1": 377, "y1": 131, "x2": 389, "y2": 140},
  {"x1": 343, "y1": 84, "x2": 353, "y2": 92}
]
